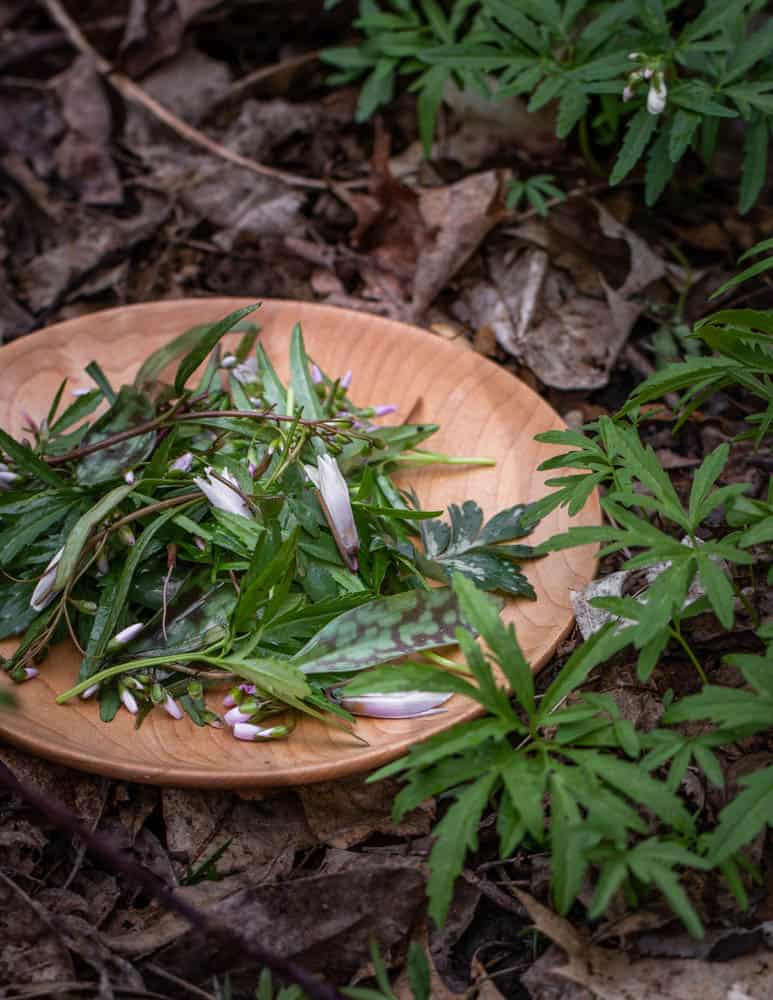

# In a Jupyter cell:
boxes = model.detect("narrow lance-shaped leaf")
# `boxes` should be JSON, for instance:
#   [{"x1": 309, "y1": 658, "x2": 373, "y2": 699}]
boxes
[
  {"x1": 55, "y1": 483, "x2": 134, "y2": 590},
  {"x1": 174, "y1": 303, "x2": 260, "y2": 394}
]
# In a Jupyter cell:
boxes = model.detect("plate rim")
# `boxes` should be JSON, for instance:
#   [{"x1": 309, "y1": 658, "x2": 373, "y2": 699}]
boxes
[{"x1": 0, "y1": 297, "x2": 599, "y2": 787}]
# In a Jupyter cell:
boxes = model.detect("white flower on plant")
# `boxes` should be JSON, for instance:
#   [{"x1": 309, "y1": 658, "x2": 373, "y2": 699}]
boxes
[
  {"x1": 373, "y1": 404, "x2": 396, "y2": 417},
  {"x1": 622, "y1": 85, "x2": 635, "y2": 102},
  {"x1": 124, "y1": 470, "x2": 135, "y2": 485},
  {"x1": 647, "y1": 74, "x2": 667, "y2": 115},
  {"x1": 335, "y1": 690, "x2": 453, "y2": 719},
  {"x1": 194, "y1": 467, "x2": 252, "y2": 519},
  {"x1": 311, "y1": 363, "x2": 323, "y2": 384},
  {"x1": 304, "y1": 454, "x2": 360, "y2": 571},
  {"x1": 340, "y1": 370, "x2": 353, "y2": 390},
  {"x1": 30, "y1": 547, "x2": 64, "y2": 612},
  {"x1": 81, "y1": 683, "x2": 100, "y2": 700}
]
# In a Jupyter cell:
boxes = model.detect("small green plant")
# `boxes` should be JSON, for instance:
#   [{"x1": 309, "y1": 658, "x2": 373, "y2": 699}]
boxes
[
  {"x1": 323, "y1": 0, "x2": 773, "y2": 212},
  {"x1": 344, "y1": 243, "x2": 772, "y2": 936},
  {"x1": 505, "y1": 173, "x2": 566, "y2": 215}
]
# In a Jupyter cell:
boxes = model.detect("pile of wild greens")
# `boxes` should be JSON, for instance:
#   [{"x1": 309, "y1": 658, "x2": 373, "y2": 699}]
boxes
[{"x1": 0, "y1": 305, "x2": 538, "y2": 742}]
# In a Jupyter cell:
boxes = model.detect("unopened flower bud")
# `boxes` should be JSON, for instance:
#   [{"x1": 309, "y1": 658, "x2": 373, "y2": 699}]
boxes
[
  {"x1": 233, "y1": 721, "x2": 293, "y2": 741},
  {"x1": 80, "y1": 683, "x2": 100, "y2": 700},
  {"x1": 311, "y1": 363, "x2": 323, "y2": 384},
  {"x1": 171, "y1": 452, "x2": 193, "y2": 473},
  {"x1": 164, "y1": 695, "x2": 183, "y2": 720},
  {"x1": 340, "y1": 370, "x2": 352, "y2": 390},
  {"x1": 118, "y1": 524, "x2": 135, "y2": 547},
  {"x1": 108, "y1": 622, "x2": 144, "y2": 650},
  {"x1": 124, "y1": 470, "x2": 135, "y2": 485},
  {"x1": 120, "y1": 686, "x2": 138, "y2": 715}
]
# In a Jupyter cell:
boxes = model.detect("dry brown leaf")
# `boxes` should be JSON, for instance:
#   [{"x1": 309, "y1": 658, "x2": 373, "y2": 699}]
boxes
[
  {"x1": 298, "y1": 776, "x2": 434, "y2": 848},
  {"x1": 54, "y1": 53, "x2": 122, "y2": 205},
  {"x1": 150, "y1": 855, "x2": 427, "y2": 986},
  {"x1": 515, "y1": 889, "x2": 773, "y2": 1000},
  {"x1": 411, "y1": 169, "x2": 508, "y2": 319}
]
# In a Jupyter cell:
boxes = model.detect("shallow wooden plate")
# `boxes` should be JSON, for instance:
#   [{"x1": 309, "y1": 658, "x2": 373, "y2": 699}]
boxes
[{"x1": 0, "y1": 299, "x2": 599, "y2": 787}]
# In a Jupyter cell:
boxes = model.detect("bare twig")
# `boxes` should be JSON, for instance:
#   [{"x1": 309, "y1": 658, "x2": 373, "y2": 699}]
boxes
[
  {"x1": 40, "y1": 0, "x2": 327, "y2": 192},
  {"x1": 0, "y1": 761, "x2": 345, "y2": 1000},
  {"x1": 211, "y1": 50, "x2": 320, "y2": 111}
]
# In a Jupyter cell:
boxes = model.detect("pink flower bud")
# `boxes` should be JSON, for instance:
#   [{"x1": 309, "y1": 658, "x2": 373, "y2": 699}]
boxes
[
  {"x1": 224, "y1": 705, "x2": 253, "y2": 727},
  {"x1": 164, "y1": 695, "x2": 183, "y2": 720},
  {"x1": 374, "y1": 404, "x2": 396, "y2": 417},
  {"x1": 120, "y1": 688, "x2": 138, "y2": 714},
  {"x1": 340, "y1": 370, "x2": 352, "y2": 390},
  {"x1": 311, "y1": 363, "x2": 323, "y2": 384}
]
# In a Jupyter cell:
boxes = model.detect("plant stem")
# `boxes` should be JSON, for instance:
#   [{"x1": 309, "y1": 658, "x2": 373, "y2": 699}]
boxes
[
  {"x1": 396, "y1": 449, "x2": 495, "y2": 467},
  {"x1": 670, "y1": 624, "x2": 708, "y2": 685}
]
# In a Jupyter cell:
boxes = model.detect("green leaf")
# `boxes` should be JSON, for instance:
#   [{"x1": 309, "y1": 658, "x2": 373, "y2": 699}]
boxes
[
  {"x1": 556, "y1": 85, "x2": 588, "y2": 139},
  {"x1": 645, "y1": 125, "x2": 675, "y2": 206},
  {"x1": 539, "y1": 623, "x2": 634, "y2": 716},
  {"x1": 709, "y1": 765, "x2": 773, "y2": 864},
  {"x1": 688, "y1": 443, "x2": 729, "y2": 526},
  {"x1": 610, "y1": 109, "x2": 657, "y2": 185},
  {"x1": 695, "y1": 553, "x2": 734, "y2": 629},
  {"x1": 418, "y1": 500, "x2": 538, "y2": 597},
  {"x1": 295, "y1": 588, "x2": 466, "y2": 674},
  {"x1": 669, "y1": 110, "x2": 701, "y2": 162},
  {"x1": 356, "y1": 60, "x2": 397, "y2": 121},
  {"x1": 417, "y1": 65, "x2": 447, "y2": 153},
  {"x1": 739, "y1": 117, "x2": 768, "y2": 215},
  {"x1": 74, "y1": 387, "x2": 156, "y2": 486},
  {"x1": 55, "y1": 483, "x2": 134, "y2": 590},
  {"x1": 406, "y1": 941, "x2": 430, "y2": 1000},
  {"x1": 453, "y1": 574, "x2": 534, "y2": 719},
  {"x1": 0, "y1": 426, "x2": 62, "y2": 488},
  {"x1": 550, "y1": 773, "x2": 590, "y2": 914},
  {"x1": 528, "y1": 75, "x2": 565, "y2": 113},
  {"x1": 427, "y1": 772, "x2": 498, "y2": 926},
  {"x1": 174, "y1": 304, "x2": 260, "y2": 395},
  {"x1": 289, "y1": 323, "x2": 325, "y2": 421}
]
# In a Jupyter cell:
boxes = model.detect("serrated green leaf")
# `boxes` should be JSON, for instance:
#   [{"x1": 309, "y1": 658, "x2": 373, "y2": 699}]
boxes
[
  {"x1": 610, "y1": 109, "x2": 657, "y2": 186},
  {"x1": 428, "y1": 772, "x2": 497, "y2": 926}
]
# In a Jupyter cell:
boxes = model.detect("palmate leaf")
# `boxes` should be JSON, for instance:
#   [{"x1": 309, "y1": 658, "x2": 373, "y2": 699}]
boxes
[
  {"x1": 417, "y1": 500, "x2": 538, "y2": 597},
  {"x1": 294, "y1": 587, "x2": 469, "y2": 674}
]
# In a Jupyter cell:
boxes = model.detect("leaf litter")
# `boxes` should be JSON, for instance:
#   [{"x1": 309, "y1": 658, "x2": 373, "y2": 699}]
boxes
[{"x1": 0, "y1": 1, "x2": 771, "y2": 997}]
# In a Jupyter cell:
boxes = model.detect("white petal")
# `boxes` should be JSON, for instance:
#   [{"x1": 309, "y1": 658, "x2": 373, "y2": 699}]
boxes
[
  {"x1": 194, "y1": 467, "x2": 251, "y2": 519},
  {"x1": 30, "y1": 547, "x2": 64, "y2": 611},
  {"x1": 224, "y1": 706, "x2": 253, "y2": 727},
  {"x1": 164, "y1": 696, "x2": 183, "y2": 720},
  {"x1": 113, "y1": 622, "x2": 144, "y2": 645},
  {"x1": 121, "y1": 689, "x2": 139, "y2": 714},
  {"x1": 337, "y1": 690, "x2": 453, "y2": 719}
]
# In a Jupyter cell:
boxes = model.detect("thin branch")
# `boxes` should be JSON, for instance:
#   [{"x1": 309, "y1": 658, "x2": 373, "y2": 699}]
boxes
[
  {"x1": 40, "y1": 0, "x2": 327, "y2": 192},
  {"x1": 0, "y1": 761, "x2": 345, "y2": 1000},
  {"x1": 210, "y1": 50, "x2": 320, "y2": 112}
]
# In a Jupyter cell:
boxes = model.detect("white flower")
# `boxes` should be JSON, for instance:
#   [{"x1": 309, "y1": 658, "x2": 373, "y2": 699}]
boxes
[
  {"x1": 340, "y1": 370, "x2": 353, "y2": 390},
  {"x1": 81, "y1": 683, "x2": 100, "y2": 700},
  {"x1": 18, "y1": 667, "x2": 38, "y2": 681},
  {"x1": 120, "y1": 687, "x2": 138, "y2": 714},
  {"x1": 336, "y1": 690, "x2": 453, "y2": 719},
  {"x1": 304, "y1": 454, "x2": 360, "y2": 571},
  {"x1": 647, "y1": 75, "x2": 667, "y2": 115},
  {"x1": 30, "y1": 547, "x2": 64, "y2": 612},
  {"x1": 71, "y1": 387, "x2": 92, "y2": 397},
  {"x1": 112, "y1": 622, "x2": 144, "y2": 646},
  {"x1": 233, "y1": 722, "x2": 289, "y2": 741},
  {"x1": 224, "y1": 705, "x2": 253, "y2": 727},
  {"x1": 221, "y1": 354, "x2": 238, "y2": 369},
  {"x1": 311, "y1": 363, "x2": 323, "y2": 384},
  {"x1": 124, "y1": 470, "x2": 135, "y2": 485},
  {"x1": 194, "y1": 467, "x2": 252, "y2": 519},
  {"x1": 0, "y1": 462, "x2": 19, "y2": 489},
  {"x1": 622, "y1": 85, "x2": 634, "y2": 102},
  {"x1": 163, "y1": 695, "x2": 183, "y2": 720},
  {"x1": 171, "y1": 452, "x2": 193, "y2": 473},
  {"x1": 373, "y1": 404, "x2": 396, "y2": 417}
]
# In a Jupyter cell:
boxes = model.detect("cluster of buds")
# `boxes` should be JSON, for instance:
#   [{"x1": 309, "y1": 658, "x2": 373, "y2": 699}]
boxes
[
  {"x1": 623, "y1": 53, "x2": 667, "y2": 115},
  {"x1": 222, "y1": 683, "x2": 294, "y2": 741}
]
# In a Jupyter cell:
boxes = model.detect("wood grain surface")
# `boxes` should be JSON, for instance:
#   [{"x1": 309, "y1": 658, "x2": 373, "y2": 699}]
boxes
[{"x1": 0, "y1": 299, "x2": 600, "y2": 787}]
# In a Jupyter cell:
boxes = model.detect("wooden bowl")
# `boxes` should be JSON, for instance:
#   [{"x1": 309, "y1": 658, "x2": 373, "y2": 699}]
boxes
[{"x1": 0, "y1": 299, "x2": 599, "y2": 787}]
